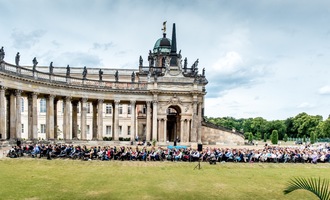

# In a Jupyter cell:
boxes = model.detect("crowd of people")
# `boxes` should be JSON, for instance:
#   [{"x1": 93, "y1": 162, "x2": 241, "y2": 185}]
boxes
[{"x1": 5, "y1": 143, "x2": 330, "y2": 164}]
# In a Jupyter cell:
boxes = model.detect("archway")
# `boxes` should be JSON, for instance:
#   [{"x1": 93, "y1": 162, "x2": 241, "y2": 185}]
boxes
[{"x1": 166, "y1": 105, "x2": 181, "y2": 142}]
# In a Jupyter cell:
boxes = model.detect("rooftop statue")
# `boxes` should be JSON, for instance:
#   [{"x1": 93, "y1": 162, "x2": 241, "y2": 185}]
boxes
[
  {"x1": 148, "y1": 50, "x2": 153, "y2": 67},
  {"x1": 202, "y1": 68, "x2": 205, "y2": 76},
  {"x1": 0, "y1": 46, "x2": 5, "y2": 62},
  {"x1": 139, "y1": 56, "x2": 143, "y2": 66},
  {"x1": 183, "y1": 57, "x2": 187, "y2": 71},
  {"x1": 114, "y1": 70, "x2": 119, "y2": 82},
  {"x1": 32, "y1": 57, "x2": 38, "y2": 71},
  {"x1": 131, "y1": 71, "x2": 135, "y2": 82},
  {"x1": 99, "y1": 69, "x2": 103, "y2": 81},
  {"x1": 15, "y1": 52, "x2": 20, "y2": 66},
  {"x1": 49, "y1": 62, "x2": 54, "y2": 74},
  {"x1": 66, "y1": 65, "x2": 70, "y2": 77},
  {"x1": 82, "y1": 66, "x2": 87, "y2": 80}
]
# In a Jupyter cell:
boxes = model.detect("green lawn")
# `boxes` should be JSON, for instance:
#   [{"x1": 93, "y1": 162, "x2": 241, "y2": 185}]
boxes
[{"x1": 0, "y1": 159, "x2": 329, "y2": 200}]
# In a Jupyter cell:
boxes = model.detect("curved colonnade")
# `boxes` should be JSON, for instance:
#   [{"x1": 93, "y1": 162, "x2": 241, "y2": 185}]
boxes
[{"x1": 0, "y1": 61, "x2": 204, "y2": 144}]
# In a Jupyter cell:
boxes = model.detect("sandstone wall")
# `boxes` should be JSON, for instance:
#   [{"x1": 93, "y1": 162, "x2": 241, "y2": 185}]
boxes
[{"x1": 201, "y1": 122, "x2": 244, "y2": 145}]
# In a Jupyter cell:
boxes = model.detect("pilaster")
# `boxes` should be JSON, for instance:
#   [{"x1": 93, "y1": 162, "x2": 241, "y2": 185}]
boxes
[{"x1": 97, "y1": 99, "x2": 104, "y2": 140}]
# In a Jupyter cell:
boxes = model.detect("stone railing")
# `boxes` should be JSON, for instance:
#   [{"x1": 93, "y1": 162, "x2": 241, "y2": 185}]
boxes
[{"x1": 0, "y1": 62, "x2": 148, "y2": 90}]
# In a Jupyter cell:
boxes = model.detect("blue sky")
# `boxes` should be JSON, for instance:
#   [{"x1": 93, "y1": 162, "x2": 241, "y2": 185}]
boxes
[{"x1": 1, "y1": 0, "x2": 330, "y2": 120}]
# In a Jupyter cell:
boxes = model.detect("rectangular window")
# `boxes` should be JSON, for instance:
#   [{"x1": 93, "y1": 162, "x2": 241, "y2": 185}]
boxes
[
  {"x1": 21, "y1": 124, "x2": 24, "y2": 133},
  {"x1": 40, "y1": 99, "x2": 46, "y2": 113},
  {"x1": 119, "y1": 104, "x2": 123, "y2": 114},
  {"x1": 106, "y1": 104, "x2": 112, "y2": 114},
  {"x1": 40, "y1": 124, "x2": 46, "y2": 133},
  {"x1": 142, "y1": 124, "x2": 146, "y2": 135},
  {"x1": 87, "y1": 103, "x2": 91, "y2": 113},
  {"x1": 106, "y1": 126, "x2": 112, "y2": 135},
  {"x1": 21, "y1": 97, "x2": 24, "y2": 112},
  {"x1": 127, "y1": 126, "x2": 131, "y2": 135},
  {"x1": 142, "y1": 105, "x2": 146, "y2": 114},
  {"x1": 119, "y1": 126, "x2": 122, "y2": 135},
  {"x1": 127, "y1": 105, "x2": 131, "y2": 114}
]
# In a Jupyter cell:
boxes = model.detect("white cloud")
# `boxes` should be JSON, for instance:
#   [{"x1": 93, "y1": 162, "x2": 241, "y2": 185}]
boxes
[
  {"x1": 318, "y1": 85, "x2": 330, "y2": 95},
  {"x1": 211, "y1": 51, "x2": 243, "y2": 75},
  {"x1": 297, "y1": 102, "x2": 315, "y2": 109}
]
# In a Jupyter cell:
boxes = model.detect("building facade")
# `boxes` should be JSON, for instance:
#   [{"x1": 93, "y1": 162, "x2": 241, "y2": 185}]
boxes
[{"x1": 0, "y1": 23, "x2": 216, "y2": 145}]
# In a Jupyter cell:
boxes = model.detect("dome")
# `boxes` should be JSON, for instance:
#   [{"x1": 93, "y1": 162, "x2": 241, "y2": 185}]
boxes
[{"x1": 153, "y1": 33, "x2": 171, "y2": 53}]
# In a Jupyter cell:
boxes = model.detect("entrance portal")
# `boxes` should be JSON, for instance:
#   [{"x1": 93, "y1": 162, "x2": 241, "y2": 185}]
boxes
[{"x1": 166, "y1": 105, "x2": 181, "y2": 142}]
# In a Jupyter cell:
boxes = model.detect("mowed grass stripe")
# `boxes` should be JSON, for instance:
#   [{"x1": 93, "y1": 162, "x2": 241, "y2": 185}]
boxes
[{"x1": 0, "y1": 159, "x2": 328, "y2": 200}]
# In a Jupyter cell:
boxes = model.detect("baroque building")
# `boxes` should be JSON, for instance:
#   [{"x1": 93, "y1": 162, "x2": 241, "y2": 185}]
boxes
[{"x1": 0, "y1": 23, "x2": 244, "y2": 145}]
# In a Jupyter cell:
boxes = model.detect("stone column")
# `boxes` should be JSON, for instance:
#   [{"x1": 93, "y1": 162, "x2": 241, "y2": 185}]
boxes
[
  {"x1": 130, "y1": 100, "x2": 136, "y2": 142},
  {"x1": 0, "y1": 86, "x2": 6, "y2": 139},
  {"x1": 54, "y1": 99, "x2": 58, "y2": 139},
  {"x1": 46, "y1": 95, "x2": 55, "y2": 140},
  {"x1": 191, "y1": 100, "x2": 198, "y2": 142},
  {"x1": 63, "y1": 96, "x2": 71, "y2": 140},
  {"x1": 15, "y1": 90, "x2": 22, "y2": 139},
  {"x1": 197, "y1": 102, "x2": 202, "y2": 143},
  {"x1": 180, "y1": 119, "x2": 184, "y2": 143},
  {"x1": 71, "y1": 100, "x2": 78, "y2": 139},
  {"x1": 163, "y1": 119, "x2": 167, "y2": 142},
  {"x1": 97, "y1": 99, "x2": 104, "y2": 140},
  {"x1": 6, "y1": 95, "x2": 10, "y2": 139},
  {"x1": 80, "y1": 98, "x2": 87, "y2": 140},
  {"x1": 113, "y1": 100, "x2": 120, "y2": 141},
  {"x1": 92, "y1": 101, "x2": 98, "y2": 140},
  {"x1": 152, "y1": 100, "x2": 158, "y2": 141},
  {"x1": 10, "y1": 93, "x2": 16, "y2": 139},
  {"x1": 146, "y1": 101, "x2": 151, "y2": 141},
  {"x1": 28, "y1": 93, "x2": 38, "y2": 140},
  {"x1": 157, "y1": 119, "x2": 160, "y2": 141}
]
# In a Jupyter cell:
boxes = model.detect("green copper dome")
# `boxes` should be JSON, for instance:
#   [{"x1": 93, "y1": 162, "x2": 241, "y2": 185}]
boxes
[{"x1": 153, "y1": 33, "x2": 171, "y2": 54}]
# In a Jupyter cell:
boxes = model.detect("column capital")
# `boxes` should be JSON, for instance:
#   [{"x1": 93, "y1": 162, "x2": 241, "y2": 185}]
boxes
[
  {"x1": 0, "y1": 85, "x2": 7, "y2": 91},
  {"x1": 15, "y1": 90, "x2": 22, "y2": 96},
  {"x1": 81, "y1": 98, "x2": 88, "y2": 103},
  {"x1": 130, "y1": 100, "x2": 136, "y2": 105},
  {"x1": 98, "y1": 99, "x2": 104, "y2": 104},
  {"x1": 48, "y1": 94, "x2": 56, "y2": 100},
  {"x1": 152, "y1": 100, "x2": 158, "y2": 104},
  {"x1": 146, "y1": 101, "x2": 152, "y2": 105},
  {"x1": 64, "y1": 96, "x2": 72, "y2": 101},
  {"x1": 114, "y1": 99, "x2": 120, "y2": 105}
]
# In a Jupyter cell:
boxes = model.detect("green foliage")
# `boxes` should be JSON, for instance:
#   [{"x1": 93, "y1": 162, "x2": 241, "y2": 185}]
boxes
[
  {"x1": 292, "y1": 112, "x2": 323, "y2": 138},
  {"x1": 248, "y1": 132, "x2": 253, "y2": 142},
  {"x1": 310, "y1": 131, "x2": 317, "y2": 144},
  {"x1": 103, "y1": 137, "x2": 113, "y2": 141},
  {"x1": 263, "y1": 133, "x2": 267, "y2": 142},
  {"x1": 320, "y1": 116, "x2": 330, "y2": 138},
  {"x1": 256, "y1": 132, "x2": 262, "y2": 140},
  {"x1": 271, "y1": 130, "x2": 278, "y2": 144},
  {"x1": 283, "y1": 134, "x2": 288, "y2": 142},
  {"x1": 303, "y1": 135, "x2": 306, "y2": 143},
  {"x1": 284, "y1": 177, "x2": 330, "y2": 200}
]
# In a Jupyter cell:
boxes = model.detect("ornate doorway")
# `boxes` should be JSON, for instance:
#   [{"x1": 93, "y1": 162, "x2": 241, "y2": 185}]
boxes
[{"x1": 166, "y1": 105, "x2": 181, "y2": 142}]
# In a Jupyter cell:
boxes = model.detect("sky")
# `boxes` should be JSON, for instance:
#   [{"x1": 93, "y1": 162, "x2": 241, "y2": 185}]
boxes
[{"x1": 1, "y1": 0, "x2": 330, "y2": 120}]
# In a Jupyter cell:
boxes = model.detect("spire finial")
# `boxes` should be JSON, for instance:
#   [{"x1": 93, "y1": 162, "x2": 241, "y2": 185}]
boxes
[{"x1": 171, "y1": 23, "x2": 177, "y2": 54}]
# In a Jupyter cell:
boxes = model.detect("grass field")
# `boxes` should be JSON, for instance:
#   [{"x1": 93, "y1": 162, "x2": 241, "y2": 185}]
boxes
[{"x1": 0, "y1": 159, "x2": 329, "y2": 200}]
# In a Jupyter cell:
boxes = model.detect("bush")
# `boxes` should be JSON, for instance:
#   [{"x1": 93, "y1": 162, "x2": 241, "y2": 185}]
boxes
[
  {"x1": 263, "y1": 133, "x2": 267, "y2": 142},
  {"x1": 271, "y1": 130, "x2": 278, "y2": 144},
  {"x1": 103, "y1": 137, "x2": 112, "y2": 141},
  {"x1": 283, "y1": 134, "x2": 288, "y2": 142}
]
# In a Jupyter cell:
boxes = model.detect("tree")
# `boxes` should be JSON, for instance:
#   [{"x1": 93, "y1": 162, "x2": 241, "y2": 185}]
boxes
[
  {"x1": 256, "y1": 132, "x2": 262, "y2": 140},
  {"x1": 248, "y1": 132, "x2": 253, "y2": 143},
  {"x1": 263, "y1": 133, "x2": 268, "y2": 142},
  {"x1": 303, "y1": 135, "x2": 306, "y2": 143},
  {"x1": 320, "y1": 116, "x2": 330, "y2": 138},
  {"x1": 283, "y1": 134, "x2": 288, "y2": 142},
  {"x1": 310, "y1": 131, "x2": 317, "y2": 144},
  {"x1": 271, "y1": 130, "x2": 278, "y2": 144},
  {"x1": 292, "y1": 112, "x2": 323, "y2": 138}
]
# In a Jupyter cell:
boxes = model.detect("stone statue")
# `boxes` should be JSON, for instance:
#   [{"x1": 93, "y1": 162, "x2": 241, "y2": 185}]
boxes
[
  {"x1": 183, "y1": 57, "x2": 187, "y2": 71},
  {"x1": 178, "y1": 50, "x2": 182, "y2": 59},
  {"x1": 0, "y1": 46, "x2": 5, "y2": 62},
  {"x1": 202, "y1": 68, "x2": 205, "y2": 76},
  {"x1": 99, "y1": 69, "x2": 103, "y2": 81},
  {"x1": 15, "y1": 52, "x2": 20, "y2": 66},
  {"x1": 131, "y1": 71, "x2": 135, "y2": 82},
  {"x1": 148, "y1": 50, "x2": 153, "y2": 66},
  {"x1": 82, "y1": 66, "x2": 87, "y2": 80},
  {"x1": 66, "y1": 65, "x2": 70, "y2": 77},
  {"x1": 32, "y1": 57, "x2": 38, "y2": 71},
  {"x1": 114, "y1": 70, "x2": 119, "y2": 82},
  {"x1": 49, "y1": 62, "x2": 54, "y2": 74},
  {"x1": 139, "y1": 56, "x2": 143, "y2": 66}
]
